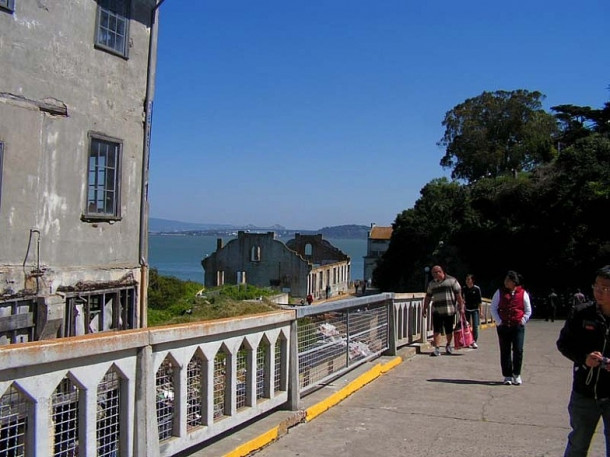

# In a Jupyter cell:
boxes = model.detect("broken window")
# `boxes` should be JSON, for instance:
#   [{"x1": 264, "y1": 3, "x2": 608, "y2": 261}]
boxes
[
  {"x1": 0, "y1": 0, "x2": 15, "y2": 13},
  {"x1": 95, "y1": 0, "x2": 130, "y2": 57},
  {"x1": 65, "y1": 287, "x2": 135, "y2": 337},
  {"x1": 85, "y1": 134, "x2": 121, "y2": 220},
  {"x1": 250, "y1": 245, "x2": 261, "y2": 262},
  {"x1": 0, "y1": 298, "x2": 36, "y2": 345}
]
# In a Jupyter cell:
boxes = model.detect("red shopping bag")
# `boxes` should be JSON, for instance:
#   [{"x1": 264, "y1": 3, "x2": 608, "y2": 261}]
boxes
[{"x1": 453, "y1": 314, "x2": 474, "y2": 349}]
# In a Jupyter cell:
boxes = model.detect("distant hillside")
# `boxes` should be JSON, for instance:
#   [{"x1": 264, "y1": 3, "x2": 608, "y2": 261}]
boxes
[
  {"x1": 149, "y1": 218, "x2": 369, "y2": 239},
  {"x1": 149, "y1": 218, "x2": 235, "y2": 232},
  {"x1": 317, "y1": 225, "x2": 369, "y2": 239}
]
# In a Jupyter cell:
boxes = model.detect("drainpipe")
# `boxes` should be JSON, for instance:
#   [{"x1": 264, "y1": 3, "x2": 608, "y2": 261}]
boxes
[{"x1": 139, "y1": 0, "x2": 168, "y2": 329}]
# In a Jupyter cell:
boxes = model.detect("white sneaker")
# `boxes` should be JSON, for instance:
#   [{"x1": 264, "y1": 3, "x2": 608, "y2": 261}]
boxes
[
  {"x1": 512, "y1": 375, "x2": 522, "y2": 385},
  {"x1": 445, "y1": 345, "x2": 454, "y2": 355},
  {"x1": 432, "y1": 347, "x2": 441, "y2": 357},
  {"x1": 471, "y1": 342, "x2": 478, "y2": 349},
  {"x1": 503, "y1": 377, "x2": 513, "y2": 385}
]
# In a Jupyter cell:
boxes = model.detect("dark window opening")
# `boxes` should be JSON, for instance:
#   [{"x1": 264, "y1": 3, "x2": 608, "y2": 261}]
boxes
[{"x1": 65, "y1": 287, "x2": 136, "y2": 337}]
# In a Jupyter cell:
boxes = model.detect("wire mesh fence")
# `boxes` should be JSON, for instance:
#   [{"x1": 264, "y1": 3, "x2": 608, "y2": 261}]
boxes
[
  {"x1": 297, "y1": 302, "x2": 389, "y2": 392},
  {"x1": 97, "y1": 369, "x2": 121, "y2": 457}
]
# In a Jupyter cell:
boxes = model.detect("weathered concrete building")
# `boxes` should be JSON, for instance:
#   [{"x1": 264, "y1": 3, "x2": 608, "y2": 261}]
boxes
[
  {"x1": 363, "y1": 223, "x2": 393, "y2": 284},
  {"x1": 0, "y1": 1, "x2": 161, "y2": 344},
  {"x1": 202, "y1": 232, "x2": 351, "y2": 299}
]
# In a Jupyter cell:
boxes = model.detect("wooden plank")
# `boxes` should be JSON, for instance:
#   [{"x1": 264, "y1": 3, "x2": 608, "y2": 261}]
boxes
[{"x1": 0, "y1": 313, "x2": 34, "y2": 333}]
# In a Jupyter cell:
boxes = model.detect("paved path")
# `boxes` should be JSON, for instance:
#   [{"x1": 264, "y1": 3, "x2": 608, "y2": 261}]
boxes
[{"x1": 251, "y1": 320, "x2": 605, "y2": 457}]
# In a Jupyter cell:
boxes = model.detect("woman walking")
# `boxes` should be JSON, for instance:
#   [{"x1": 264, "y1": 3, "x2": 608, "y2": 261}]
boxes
[
  {"x1": 462, "y1": 274, "x2": 482, "y2": 348},
  {"x1": 490, "y1": 270, "x2": 532, "y2": 385}
]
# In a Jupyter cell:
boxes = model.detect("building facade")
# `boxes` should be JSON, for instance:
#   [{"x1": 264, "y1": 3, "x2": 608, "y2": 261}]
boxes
[
  {"x1": 202, "y1": 232, "x2": 351, "y2": 299},
  {"x1": 0, "y1": 0, "x2": 160, "y2": 344},
  {"x1": 363, "y1": 223, "x2": 393, "y2": 285}
]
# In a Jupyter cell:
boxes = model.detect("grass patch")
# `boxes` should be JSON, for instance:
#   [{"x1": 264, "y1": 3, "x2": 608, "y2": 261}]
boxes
[{"x1": 147, "y1": 269, "x2": 282, "y2": 326}]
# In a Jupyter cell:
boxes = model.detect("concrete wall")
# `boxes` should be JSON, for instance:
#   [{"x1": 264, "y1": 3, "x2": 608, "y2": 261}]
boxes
[{"x1": 0, "y1": 1, "x2": 156, "y2": 341}]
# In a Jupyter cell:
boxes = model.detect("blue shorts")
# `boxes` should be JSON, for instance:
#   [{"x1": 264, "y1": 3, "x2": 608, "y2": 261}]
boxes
[{"x1": 432, "y1": 312, "x2": 455, "y2": 335}]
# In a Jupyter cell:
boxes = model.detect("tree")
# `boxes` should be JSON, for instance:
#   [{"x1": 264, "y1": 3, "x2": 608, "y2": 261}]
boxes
[
  {"x1": 438, "y1": 90, "x2": 558, "y2": 182},
  {"x1": 373, "y1": 179, "x2": 470, "y2": 291},
  {"x1": 552, "y1": 102, "x2": 610, "y2": 148}
]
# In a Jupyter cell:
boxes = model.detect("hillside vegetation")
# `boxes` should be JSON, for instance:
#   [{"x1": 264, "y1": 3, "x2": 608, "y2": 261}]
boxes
[{"x1": 147, "y1": 269, "x2": 281, "y2": 326}]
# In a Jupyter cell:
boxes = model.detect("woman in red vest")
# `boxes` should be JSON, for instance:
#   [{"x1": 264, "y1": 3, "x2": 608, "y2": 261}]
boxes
[{"x1": 490, "y1": 270, "x2": 532, "y2": 385}]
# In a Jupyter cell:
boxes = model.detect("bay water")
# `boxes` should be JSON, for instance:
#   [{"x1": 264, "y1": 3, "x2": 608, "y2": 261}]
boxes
[{"x1": 149, "y1": 234, "x2": 367, "y2": 284}]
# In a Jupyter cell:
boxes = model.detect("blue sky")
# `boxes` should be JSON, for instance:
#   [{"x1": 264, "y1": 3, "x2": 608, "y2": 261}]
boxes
[{"x1": 149, "y1": 0, "x2": 609, "y2": 230}]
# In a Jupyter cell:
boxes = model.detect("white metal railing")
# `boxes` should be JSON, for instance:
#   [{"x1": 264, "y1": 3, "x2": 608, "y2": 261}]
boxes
[
  {"x1": 0, "y1": 310, "x2": 293, "y2": 457},
  {"x1": 0, "y1": 293, "x2": 486, "y2": 456}
]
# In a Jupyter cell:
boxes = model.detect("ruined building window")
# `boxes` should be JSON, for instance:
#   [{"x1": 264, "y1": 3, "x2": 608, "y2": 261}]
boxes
[
  {"x1": 250, "y1": 246, "x2": 261, "y2": 262},
  {"x1": 95, "y1": 0, "x2": 130, "y2": 57},
  {"x1": 64, "y1": 287, "x2": 136, "y2": 337},
  {"x1": 0, "y1": 0, "x2": 15, "y2": 13},
  {"x1": 86, "y1": 135, "x2": 121, "y2": 220},
  {"x1": 305, "y1": 243, "x2": 312, "y2": 256}
]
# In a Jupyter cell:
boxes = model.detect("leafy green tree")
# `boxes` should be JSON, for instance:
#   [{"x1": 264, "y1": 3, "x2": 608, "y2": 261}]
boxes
[
  {"x1": 438, "y1": 90, "x2": 558, "y2": 182},
  {"x1": 374, "y1": 179, "x2": 470, "y2": 291},
  {"x1": 552, "y1": 102, "x2": 610, "y2": 148},
  {"x1": 375, "y1": 93, "x2": 610, "y2": 302}
]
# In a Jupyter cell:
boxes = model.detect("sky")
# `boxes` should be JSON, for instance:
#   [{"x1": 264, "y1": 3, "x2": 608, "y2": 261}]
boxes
[{"x1": 149, "y1": 0, "x2": 610, "y2": 230}]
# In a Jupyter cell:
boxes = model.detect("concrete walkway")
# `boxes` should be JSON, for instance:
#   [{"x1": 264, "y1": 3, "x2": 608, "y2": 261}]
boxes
[{"x1": 187, "y1": 320, "x2": 606, "y2": 457}]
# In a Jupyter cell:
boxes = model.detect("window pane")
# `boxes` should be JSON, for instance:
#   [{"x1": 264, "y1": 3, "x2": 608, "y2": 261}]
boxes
[
  {"x1": 0, "y1": 0, "x2": 15, "y2": 13},
  {"x1": 87, "y1": 138, "x2": 120, "y2": 218},
  {"x1": 96, "y1": 0, "x2": 129, "y2": 55}
]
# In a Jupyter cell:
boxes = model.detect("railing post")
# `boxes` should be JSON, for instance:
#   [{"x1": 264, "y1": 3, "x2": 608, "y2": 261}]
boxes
[
  {"x1": 384, "y1": 297, "x2": 397, "y2": 356},
  {"x1": 419, "y1": 301, "x2": 428, "y2": 344},
  {"x1": 134, "y1": 344, "x2": 160, "y2": 457},
  {"x1": 287, "y1": 318, "x2": 300, "y2": 410}
]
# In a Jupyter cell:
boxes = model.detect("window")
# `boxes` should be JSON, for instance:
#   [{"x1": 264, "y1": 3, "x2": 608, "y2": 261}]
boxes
[
  {"x1": 65, "y1": 287, "x2": 136, "y2": 337},
  {"x1": 86, "y1": 135, "x2": 121, "y2": 220},
  {"x1": 95, "y1": 0, "x2": 130, "y2": 57},
  {"x1": 0, "y1": 0, "x2": 15, "y2": 13},
  {"x1": 250, "y1": 245, "x2": 261, "y2": 262}
]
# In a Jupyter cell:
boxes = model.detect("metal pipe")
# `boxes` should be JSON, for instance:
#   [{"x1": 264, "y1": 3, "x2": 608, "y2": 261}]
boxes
[{"x1": 139, "y1": 0, "x2": 169, "y2": 328}]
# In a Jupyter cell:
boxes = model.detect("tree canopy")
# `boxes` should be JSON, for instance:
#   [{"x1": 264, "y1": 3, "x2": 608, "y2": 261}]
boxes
[
  {"x1": 375, "y1": 92, "x2": 610, "y2": 308},
  {"x1": 438, "y1": 90, "x2": 558, "y2": 182}
]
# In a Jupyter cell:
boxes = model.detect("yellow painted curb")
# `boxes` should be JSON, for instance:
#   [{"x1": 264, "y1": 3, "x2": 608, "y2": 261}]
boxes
[
  {"x1": 222, "y1": 426, "x2": 279, "y2": 457},
  {"x1": 305, "y1": 356, "x2": 402, "y2": 422}
]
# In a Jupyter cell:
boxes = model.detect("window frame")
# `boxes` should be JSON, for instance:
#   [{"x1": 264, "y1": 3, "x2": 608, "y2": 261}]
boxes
[
  {"x1": 94, "y1": 0, "x2": 130, "y2": 58},
  {"x1": 64, "y1": 287, "x2": 136, "y2": 337},
  {"x1": 84, "y1": 133, "x2": 122, "y2": 222},
  {"x1": 0, "y1": 0, "x2": 15, "y2": 13}
]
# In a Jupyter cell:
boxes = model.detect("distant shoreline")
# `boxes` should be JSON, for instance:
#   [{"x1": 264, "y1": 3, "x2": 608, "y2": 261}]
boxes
[{"x1": 149, "y1": 229, "x2": 368, "y2": 240}]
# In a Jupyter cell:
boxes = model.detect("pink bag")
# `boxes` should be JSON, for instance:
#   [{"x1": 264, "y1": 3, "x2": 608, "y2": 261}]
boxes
[{"x1": 454, "y1": 314, "x2": 474, "y2": 349}]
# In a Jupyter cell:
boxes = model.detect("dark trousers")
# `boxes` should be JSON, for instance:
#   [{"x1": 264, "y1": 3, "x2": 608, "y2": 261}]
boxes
[
  {"x1": 496, "y1": 324, "x2": 525, "y2": 377},
  {"x1": 465, "y1": 309, "x2": 480, "y2": 342},
  {"x1": 564, "y1": 390, "x2": 610, "y2": 456}
]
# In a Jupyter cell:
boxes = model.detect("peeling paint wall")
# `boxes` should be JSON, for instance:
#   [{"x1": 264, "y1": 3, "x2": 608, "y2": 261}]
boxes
[{"x1": 0, "y1": 1, "x2": 157, "y2": 342}]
